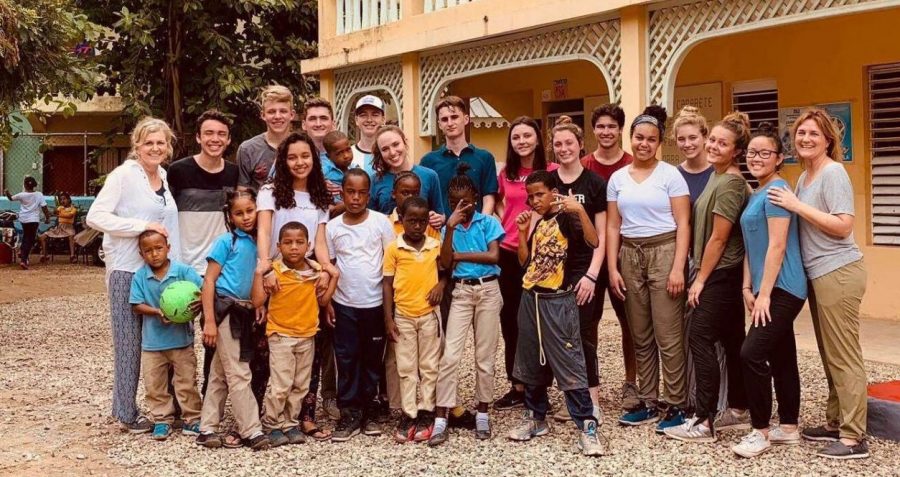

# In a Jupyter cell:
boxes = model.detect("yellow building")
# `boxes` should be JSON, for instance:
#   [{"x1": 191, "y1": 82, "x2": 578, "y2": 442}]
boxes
[{"x1": 303, "y1": 0, "x2": 900, "y2": 320}]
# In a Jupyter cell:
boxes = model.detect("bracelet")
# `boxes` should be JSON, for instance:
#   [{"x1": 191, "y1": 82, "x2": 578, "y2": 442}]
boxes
[
  {"x1": 584, "y1": 274, "x2": 597, "y2": 283},
  {"x1": 742, "y1": 286, "x2": 752, "y2": 291}
]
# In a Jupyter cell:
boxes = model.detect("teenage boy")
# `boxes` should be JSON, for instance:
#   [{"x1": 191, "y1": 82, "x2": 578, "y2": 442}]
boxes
[
  {"x1": 580, "y1": 104, "x2": 637, "y2": 410},
  {"x1": 420, "y1": 95, "x2": 499, "y2": 216},
  {"x1": 507, "y1": 171, "x2": 605, "y2": 457},
  {"x1": 238, "y1": 85, "x2": 295, "y2": 191},
  {"x1": 168, "y1": 110, "x2": 239, "y2": 276},
  {"x1": 350, "y1": 95, "x2": 386, "y2": 176},
  {"x1": 326, "y1": 169, "x2": 395, "y2": 441}
]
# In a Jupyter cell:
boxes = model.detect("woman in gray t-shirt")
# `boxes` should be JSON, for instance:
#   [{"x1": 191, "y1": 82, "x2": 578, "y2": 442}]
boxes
[{"x1": 768, "y1": 108, "x2": 868, "y2": 460}]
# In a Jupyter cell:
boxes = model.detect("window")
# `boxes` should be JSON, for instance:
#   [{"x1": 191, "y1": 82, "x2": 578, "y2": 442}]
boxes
[
  {"x1": 733, "y1": 80, "x2": 779, "y2": 188},
  {"x1": 869, "y1": 63, "x2": 900, "y2": 246}
]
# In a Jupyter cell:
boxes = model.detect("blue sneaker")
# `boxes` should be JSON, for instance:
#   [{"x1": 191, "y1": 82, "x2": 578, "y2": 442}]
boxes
[
  {"x1": 618, "y1": 406, "x2": 660, "y2": 426},
  {"x1": 182, "y1": 421, "x2": 201, "y2": 436},
  {"x1": 655, "y1": 407, "x2": 686, "y2": 434},
  {"x1": 151, "y1": 423, "x2": 173, "y2": 441}
]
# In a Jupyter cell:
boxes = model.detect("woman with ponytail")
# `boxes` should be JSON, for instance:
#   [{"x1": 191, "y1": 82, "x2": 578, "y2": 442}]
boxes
[
  {"x1": 607, "y1": 105, "x2": 691, "y2": 432},
  {"x1": 664, "y1": 112, "x2": 751, "y2": 443}
]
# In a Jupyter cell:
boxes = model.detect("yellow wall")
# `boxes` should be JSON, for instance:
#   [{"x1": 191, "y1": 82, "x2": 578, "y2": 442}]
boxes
[
  {"x1": 449, "y1": 60, "x2": 609, "y2": 163},
  {"x1": 675, "y1": 9, "x2": 900, "y2": 319}
]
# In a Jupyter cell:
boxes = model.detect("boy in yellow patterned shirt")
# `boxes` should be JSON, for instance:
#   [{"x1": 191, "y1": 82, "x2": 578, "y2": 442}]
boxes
[{"x1": 252, "y1": 221, "x2": 337, "y2": 447}]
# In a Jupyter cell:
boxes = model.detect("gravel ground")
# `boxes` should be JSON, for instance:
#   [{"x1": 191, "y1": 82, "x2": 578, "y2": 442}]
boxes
[{"x1": 2, "y1": 267, "x2": 898, "y2": 476}]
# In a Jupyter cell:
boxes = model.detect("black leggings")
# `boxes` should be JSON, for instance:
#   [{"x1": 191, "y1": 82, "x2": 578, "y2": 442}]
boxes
[
  {"x1": 498, "y1": 247, "x2": 524, "y2": 385},
  {"x1": 741, "y1": 288, "x2": 805, "y2": 429},
  {"x1": 688, "y1": 265, "x2": 748, "y2": 423},
  {"x1": 19, "y1": 222, "x2": 39, "y2": 262}
]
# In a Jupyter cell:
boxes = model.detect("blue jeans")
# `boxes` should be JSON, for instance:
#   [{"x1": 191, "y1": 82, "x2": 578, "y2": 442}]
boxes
[{"x1": 333, "y1": 302, "x2": 385, "y2": 412}]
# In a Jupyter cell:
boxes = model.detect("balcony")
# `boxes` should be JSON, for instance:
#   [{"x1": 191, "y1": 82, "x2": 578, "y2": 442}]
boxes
[{"x1": 337, "y1": 0, "x2": 478, "y2": 34}]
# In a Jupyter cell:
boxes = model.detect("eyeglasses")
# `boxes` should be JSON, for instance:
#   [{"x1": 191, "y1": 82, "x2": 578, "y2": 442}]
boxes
[{"x1": 746, "y1": 149, "x2": 779, "y2": 159}]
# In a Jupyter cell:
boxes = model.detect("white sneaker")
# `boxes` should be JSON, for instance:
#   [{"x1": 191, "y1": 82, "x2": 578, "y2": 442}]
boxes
[
  {"x1": 663, "y1": 416, "x2": 716, "y2": 443},
  {"x1": 577, "y1": 420, "x2": 606, "y2": 456},
  {"x1": 713, "y1": 408, "x2": 751, "y2": 431},
  {"x1": 732, "y1": 430, "x2": 772, "y2": 458},
  {"x1": 769, "y1": 426, "x2": 801, "y2": 445}
]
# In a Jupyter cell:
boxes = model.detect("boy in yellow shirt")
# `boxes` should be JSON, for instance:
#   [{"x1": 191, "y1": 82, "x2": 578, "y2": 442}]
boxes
[
  {"x1": 252, "y1": 221, "x2": 337, "y2": 446},
  {"x1": 383, "y1": 196, "x2": 446, "y2": 444}
]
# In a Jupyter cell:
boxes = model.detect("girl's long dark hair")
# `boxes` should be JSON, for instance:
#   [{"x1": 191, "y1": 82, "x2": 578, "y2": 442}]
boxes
[
  {"x1": 223, "y1": 189, "x2": 257, "y2": 245},
  {"x1": 269, "y1": 132, "x2": 331, "y2": 211},
  {"x1": 504, "y1": 116, "x2": 547, "y2": 181}
]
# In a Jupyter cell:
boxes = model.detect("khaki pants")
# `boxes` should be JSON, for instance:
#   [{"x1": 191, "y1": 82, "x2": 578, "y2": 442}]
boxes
[
  {"x1": 809, "y1": 259, "x2": 868, "y2": 440},
  {"x1": 620, "y1": 232, "x2": 687, "y2": 407},
  {"x1": 199, "y1": 315, "x2": 262, "y2": 438},
  {"x1": 142, "y1": 346, "x2": 202, "y2": 425},
  {"x1": 263, "y1": 333, "x2": 315, "y2": 431},
  {"x1": 384, "y1": 341, "x2": 402, "y2": 409},
  {"x1": 436, "y1": 280, "x2": 503, "y2": 407},
  {"x1": 394, "y1": 310, "x2": 441, "y2": 418}
]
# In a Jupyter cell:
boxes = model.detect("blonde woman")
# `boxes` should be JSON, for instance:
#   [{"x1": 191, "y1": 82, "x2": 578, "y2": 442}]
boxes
[
  {"x1": 87, "y1": 117, "x2": 181, "y2": 432},
  {"x1": 768, "y1": 108, "x2": 869, "y2": 460},
  {"x1": 672, "y1": 106, "x2": 714, "y2": 204}
]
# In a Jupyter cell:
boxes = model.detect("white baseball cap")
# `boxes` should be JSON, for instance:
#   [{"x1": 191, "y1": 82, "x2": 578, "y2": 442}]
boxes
[{"x1": 355, "y1": 95, "x2": 385, "y2": 113}]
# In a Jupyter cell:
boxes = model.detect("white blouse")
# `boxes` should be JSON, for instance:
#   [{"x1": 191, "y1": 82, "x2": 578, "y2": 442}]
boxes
[{"x1": 87, "y1": 159, "x2": 181, "y2": 275}]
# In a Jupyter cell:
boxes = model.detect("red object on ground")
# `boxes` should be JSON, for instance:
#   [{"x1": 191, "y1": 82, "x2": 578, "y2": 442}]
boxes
[
  {"x1": 0, "y1": 242, "x2": 13, "y2": 264},
  {"x1": 868, "y1": 381, "x2": 900, "y2": 402}
]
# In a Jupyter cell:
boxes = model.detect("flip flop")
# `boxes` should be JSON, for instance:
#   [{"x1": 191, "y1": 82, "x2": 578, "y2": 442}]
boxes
[
  {"x1": 223, "y1": 430, "x2": 243, "y2": 449},
  {"x1": 302, "y1": 425, "x2": 332, "y2": 441}
]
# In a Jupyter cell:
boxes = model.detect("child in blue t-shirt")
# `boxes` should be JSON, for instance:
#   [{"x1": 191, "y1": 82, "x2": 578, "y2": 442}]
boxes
[
  {"x1": 197, "y1": 190, "x2": 271, "y2": 451},
  {"x1": 129, "y1": 230, "x2": 203, "y2": 441},
  {"x1": 430, "y1": 164, "x2": 505, "y2": 446}
]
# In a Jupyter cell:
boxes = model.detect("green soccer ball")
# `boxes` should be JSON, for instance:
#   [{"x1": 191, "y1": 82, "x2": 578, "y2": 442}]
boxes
[{"x1": 159, "y1": 280, "x2": 200, "y2": 324}]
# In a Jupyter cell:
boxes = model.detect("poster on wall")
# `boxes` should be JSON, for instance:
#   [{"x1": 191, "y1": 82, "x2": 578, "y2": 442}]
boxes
[
  {"x1": 779, "y1": 102, "x2": 852, "y2": 163},
  {"x1": 661, "y1": 82, "x2": 723, "y2": 164}
]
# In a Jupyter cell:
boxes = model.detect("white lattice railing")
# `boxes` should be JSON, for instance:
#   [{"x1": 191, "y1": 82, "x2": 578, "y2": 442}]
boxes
[
  {"x1": 337, "y1": 0, "x2": 401, "y2": 35},
  {"x1": 425, "y1": 0, "x2": 477, "y2": 12}
]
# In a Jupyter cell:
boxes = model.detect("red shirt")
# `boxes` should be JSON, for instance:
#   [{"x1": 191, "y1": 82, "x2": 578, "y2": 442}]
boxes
[{"x1": 580, "y1": 151, "x2": 633, "y2": 182}]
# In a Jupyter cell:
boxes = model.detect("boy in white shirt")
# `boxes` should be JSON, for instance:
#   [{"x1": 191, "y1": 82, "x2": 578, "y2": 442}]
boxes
[{"x1": 326, "y1": 168, "x2": 395, "y2": 441}]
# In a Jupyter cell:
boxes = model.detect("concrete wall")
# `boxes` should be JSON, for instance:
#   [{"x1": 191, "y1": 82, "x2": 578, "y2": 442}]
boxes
[{"x1": 675, "y1": 9, "x2": 900, "y2": 319}]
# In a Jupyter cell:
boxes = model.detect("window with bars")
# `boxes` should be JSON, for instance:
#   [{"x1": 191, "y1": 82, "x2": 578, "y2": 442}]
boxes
[
  {"x1": 732, "y1": 81, "x2": 779, "y2": 188},
  {"x1": 869, "y1": 64, "x2": 900, "y2": 246}
]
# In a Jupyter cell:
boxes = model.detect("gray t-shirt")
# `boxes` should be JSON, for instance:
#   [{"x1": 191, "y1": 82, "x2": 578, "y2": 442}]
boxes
[
  {"x1": 795, "y1": 161, "x2": 862, "y2": 279},
  {"x1": 237, "y1": 133, "x2": 276, "y2": 191}
]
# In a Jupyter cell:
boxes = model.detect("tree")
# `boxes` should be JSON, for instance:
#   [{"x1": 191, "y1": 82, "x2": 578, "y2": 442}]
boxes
[
  {"x1": 82, "y1": 0, "x2": 318, "y2": 156},
  {"x1": 0, "y1": 0, "x2": 101, "y2": 149}
]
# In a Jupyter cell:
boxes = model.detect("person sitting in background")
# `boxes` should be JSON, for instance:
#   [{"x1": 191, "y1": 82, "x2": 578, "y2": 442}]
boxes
[{"x1": 39, "y1": 191, "x2": 78, "y2": 263}]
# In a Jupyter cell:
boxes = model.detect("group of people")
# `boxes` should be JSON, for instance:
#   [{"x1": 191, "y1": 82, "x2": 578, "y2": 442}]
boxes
[
  {"x1": 4, "y1": 183, "x2": 80, "y2": 266},
  {"x1": 85, "y1": 83, "x2": 870, "y2": 460}
]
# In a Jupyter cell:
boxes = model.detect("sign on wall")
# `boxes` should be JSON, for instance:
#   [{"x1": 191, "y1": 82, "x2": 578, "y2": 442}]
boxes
[
  {"x1": 553, "y1": 79, "x2": 569, "y2": 100},
  {"x1": 779, "y1": 102, "x2": 853, "y2": 163},
  {"x1": 661, "y1": 82, "x2": 723, "y2": 164}
]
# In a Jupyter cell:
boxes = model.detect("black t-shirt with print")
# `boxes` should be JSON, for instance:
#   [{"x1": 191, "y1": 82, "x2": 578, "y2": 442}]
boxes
[
  {"x1": 523, "y1": 211, "x2": 589, "y2": 290},
  {"x1": 550, "y1": 168, "x2": 606, "y2": 279}
]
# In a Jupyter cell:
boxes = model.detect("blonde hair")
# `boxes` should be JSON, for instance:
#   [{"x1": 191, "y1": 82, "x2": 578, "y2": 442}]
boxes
[
  {"x1": 671, "y1": 105, "x2": 709, "y2": 139},
  {"x1": 790, "y1": 107, "x2": 844, "y2": 162},
  {"x1": 258, "y1": 84, "x2": 294, "y2": 109},
  {"x1": 551, "y1": 115, "x2": 584, "y2": 143},
  {"x1": 130, "y1": 117, "x2": 175, "y2": 161},
  {"x1": 714, "y1": 111, "x2": 751, "y2": 161}
]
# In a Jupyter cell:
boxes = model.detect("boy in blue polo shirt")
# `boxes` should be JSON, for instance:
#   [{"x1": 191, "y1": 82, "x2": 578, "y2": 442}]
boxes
[
  {"x1": 420, "y1": 95, "x2": 499, "y2": 216},
  {"x1": 129, "y1": 230, "x2": 203, "y2": 441},
  {"x1": 429, "y1": 164, "x2": 505, "y2": 446}
]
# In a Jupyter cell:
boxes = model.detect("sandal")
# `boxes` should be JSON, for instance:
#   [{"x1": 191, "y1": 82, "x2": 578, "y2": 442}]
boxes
[
  {"x1": 222, "y1": 430, "x2": 243, "y2": 449},
  {"x1": 302, "y1": 424, "x2": 332, "y2": 441}
]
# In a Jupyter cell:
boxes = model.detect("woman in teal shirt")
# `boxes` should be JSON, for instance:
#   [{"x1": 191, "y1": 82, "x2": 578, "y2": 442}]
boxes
[{"x1": 731, "y1": 123, "x2": 807, "y2": 459}]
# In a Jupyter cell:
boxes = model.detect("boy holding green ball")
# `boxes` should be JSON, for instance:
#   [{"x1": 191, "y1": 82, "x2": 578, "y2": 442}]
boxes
[{"x1": 129, "y1": 230, "x2": 204, "y2": 441}]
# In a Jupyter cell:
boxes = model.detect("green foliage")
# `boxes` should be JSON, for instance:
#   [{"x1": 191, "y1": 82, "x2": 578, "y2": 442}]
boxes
[
  {"x1": 82, "y1": 0, "x2": 319, "y2": 156},
  {"x1": 0, "y1": 0, "x2": 101, "y2": 149}
]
